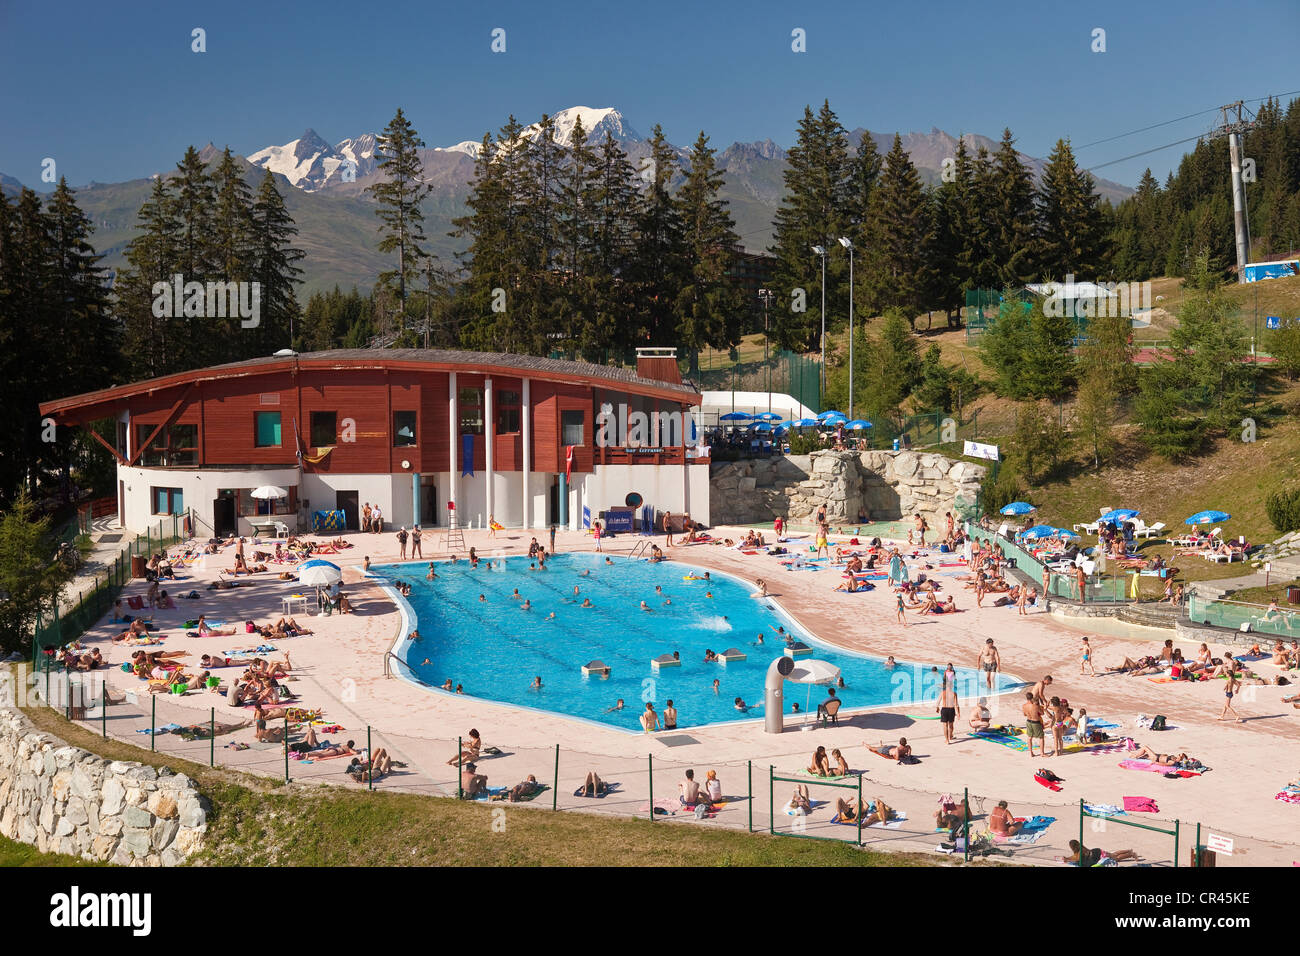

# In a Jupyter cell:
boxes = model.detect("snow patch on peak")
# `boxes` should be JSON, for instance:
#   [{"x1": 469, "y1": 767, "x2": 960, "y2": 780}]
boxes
[{"x1": 433, "y1": 140, "x2": 484, "y2": 158}]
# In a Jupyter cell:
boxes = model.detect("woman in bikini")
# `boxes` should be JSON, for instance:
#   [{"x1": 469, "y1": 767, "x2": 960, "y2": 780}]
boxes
[
  {"x1": 807, "y1": 746, "x2": 831, "y2": 777},
  {"x1": 831, "y1": 748, "x2": 850, "y2": 777},
  {"x1": 447, "y1": 728, "x2": 483, "y2": 766}
]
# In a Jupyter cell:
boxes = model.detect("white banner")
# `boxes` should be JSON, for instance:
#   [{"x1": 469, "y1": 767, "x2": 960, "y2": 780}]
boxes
[{"x1": 963, "y1": 440, "x2": 1000, "y2": 461}]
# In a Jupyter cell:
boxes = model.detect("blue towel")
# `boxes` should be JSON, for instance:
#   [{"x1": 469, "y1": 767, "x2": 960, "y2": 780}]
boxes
[{"x1": 136, "y1": 723, "x2": 182, "y2": 735}]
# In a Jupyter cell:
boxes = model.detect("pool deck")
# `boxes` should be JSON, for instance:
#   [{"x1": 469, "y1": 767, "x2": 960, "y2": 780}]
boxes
[{"x1": 60, "y1": 526, "x2": 1300, "y2": 866}]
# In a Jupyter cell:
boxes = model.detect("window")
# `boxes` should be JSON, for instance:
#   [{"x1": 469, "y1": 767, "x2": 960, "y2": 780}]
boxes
[
  {"x1": 151, "y1": 487, "x2": 184, "y2": 516},
  {"x1": 255, "y1": 411, "x2": 282, "y2": 447},
  {"x1": 458, "y1": 387, "x2": 483, "y2": 435},
  {"x1": 561, "y1": 409, "x2": 585, "y2": 446},
  {"x1": 134, "y1": 423, "x2": 197, "y2": 466},
  {"x1": 166, "y1": 424, "x2": 198, "y2": 466},
  {"x1": 393, "y1": 411, "x2": 417, "y2": 447},
  {"x1": 496, "y1": 389, "x2": 521, "y2": 434},
  {"x1": 223, "y1": 487, "x2": 297, "y2": 517},
  {"x1": 310, "y1": 411, "x2": 337, "y2": 448}
]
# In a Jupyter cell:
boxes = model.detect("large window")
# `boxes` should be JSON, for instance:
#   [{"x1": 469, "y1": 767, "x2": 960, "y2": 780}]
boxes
[
  {"x1": 393, "y1": 410, "x2": 417, "y2": 447},
  {"x1": 151, "y1": 487, "x2": 184, "y2": 516},
  {"x1": 255, "y1": 411, "x2": 282, "y2": 448},
  {"x1": 310, "y1": 411, "x2": 337, "y2": 448},
  {"x1": 458, "y1": 387, "x2": 483, "y2": 435},
  {"x1": 221, "y1": 487, "x2": 297, "y2": 517},
  {"x1": 561, "y1": 409, "x2": 585, "y2": 446},
  {"x1": 496, "y1": 389, "x2": 521, "y2": 434},
  {"x1": 134, "y1": 423, "x2": 198, "y2": 466}
]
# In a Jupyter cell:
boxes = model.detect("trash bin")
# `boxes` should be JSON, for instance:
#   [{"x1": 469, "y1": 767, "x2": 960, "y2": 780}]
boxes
[
  {"x1": 131, "y1": 554, "x2": 147, "y2": 579},
  {"x1": 892, "y1": 438, "x2": 900, "y2": 451},
  {"x1": 1287, "y1": 585, "x2": 1300, "y2": 605}
]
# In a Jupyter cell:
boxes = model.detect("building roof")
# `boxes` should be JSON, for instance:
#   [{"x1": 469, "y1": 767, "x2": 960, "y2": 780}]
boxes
[{"x1": 40, "y1": 348, "x2": 701, "y2": 421}]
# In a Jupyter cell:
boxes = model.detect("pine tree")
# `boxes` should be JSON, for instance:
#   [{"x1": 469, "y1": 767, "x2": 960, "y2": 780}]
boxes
[
  {"x1": 674, "y1": 131, "x2": 744, "y2": 358},
  {"x1": 1035, "y1": 138, "x2": 1106, "y2": 279},
  {"x1": 368, "y1": 108, "x2": 432, "y2": 333},
  {"x1": 631, "y1": 124, "x2": 687, "y2": 347},
  {"x1": 208, "y1": 148, "x2": 257, "y2": 357},
  {"x1": 586, "y1": 133, "x2": 639, "y2": 356},
  {"x1": 250, "y1": 169, "x2": 304, "y2": 352},
  {"x1": 768, "y1": 102, "x2": 851, "y2": 351},
  {"x1": 118, "y1": 175, "x2": 181, "y2": 377},
  {"x1": 861, "y1": 134, "x2": 935, "y2": 322},
  {"x1": 1073, "y1": 369, "x2": 1118, "y2": 469},
  {"x1": 988, "y1": 130, "x2": 1036, "y2": 285}
]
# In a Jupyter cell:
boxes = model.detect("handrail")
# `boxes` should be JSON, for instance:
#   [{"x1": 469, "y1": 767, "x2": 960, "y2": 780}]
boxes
[{"x1": 628, "y1": 540, "x2": 650, "y2": 559}]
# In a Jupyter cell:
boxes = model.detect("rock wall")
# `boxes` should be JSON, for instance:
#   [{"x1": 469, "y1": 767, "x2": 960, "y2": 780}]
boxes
[
  {"x1": 0, "y1": 708, "x2": 207, "y2": 866},
  {"x1": 710, "y1": 449, "x2": 986, "y2": 529}
]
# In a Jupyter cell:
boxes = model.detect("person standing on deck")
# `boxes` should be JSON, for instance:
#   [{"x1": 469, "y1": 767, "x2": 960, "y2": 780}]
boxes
[
  {"x1": 411, "y1": 525, "x2": 422, "y2": 559},
  {"x1": 663, "y1": 511, "x2": 674, "y2": 548},
  {"x1": 397, "y1": 527, "x2": 408, "y2": 560}
]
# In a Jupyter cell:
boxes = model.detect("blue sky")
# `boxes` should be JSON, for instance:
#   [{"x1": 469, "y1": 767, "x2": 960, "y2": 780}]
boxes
[{"x1": 2, "y1": 0, "x2": 1297, "y2": 189}]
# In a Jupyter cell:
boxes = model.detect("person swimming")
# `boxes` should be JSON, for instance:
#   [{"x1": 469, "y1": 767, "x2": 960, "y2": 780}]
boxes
[
  {"x1": 640, "y1": 600, "x2": 651, "y2": 611},
  {"x1": 521, "y1": 599, "x2": 531, "y2": 610},
  {"x1": 581, "y1": 598, "x2": 593, "y2": 608},
  {"x1": 478, "y1": 594, "x2": 486, "y2": 602}
]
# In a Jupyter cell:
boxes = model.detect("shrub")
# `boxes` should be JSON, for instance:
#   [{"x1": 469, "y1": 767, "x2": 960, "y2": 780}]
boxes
[
  {"x1": 979, "y1": 469, "x2": 1023, "y2": 518},
  {"x1": 1265, "y1": 487, "x2": 1300, "y2": 534}
]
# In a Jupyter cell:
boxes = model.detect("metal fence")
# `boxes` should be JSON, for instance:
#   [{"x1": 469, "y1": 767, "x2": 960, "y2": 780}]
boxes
[
  {"x1": 33, "y1": 514, "x2": 187, "y2": 668},
  {"x1": 1186, "y1": 593, "x2": 1300, "y2": 639},
  {"x1": 968, "y1": 524, "x2": 1130, "y2": 605}
]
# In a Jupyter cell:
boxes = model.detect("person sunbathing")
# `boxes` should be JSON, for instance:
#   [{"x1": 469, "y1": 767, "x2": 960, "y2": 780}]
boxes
[
  {"x1": 447, "y1": 729, "x2": 483, "y2": 766},
  {"x1": 785, "y1": 784, "x2": 812, "y2": 815},
  {"x1": 869, "y1": 738, "x2": 916, "y2": 764},
  {"x1": 988, "y1": 800, "x2": 1022, "y2": 836},
  {"x1": 832, "y1": 748, "x2": 851, "y2": 776},
  {"x1": 196, "y1": 616, "x2": 237, "y2": 637},
  {"x1": 507, "y1": 775, "x2": 541, "y2": 802},
  {"x1": 835, "y1": 796, "x2": 893, "y2": 826},
  {"x1": 310, "y1": 739, "x2": 357, "y2": 758},
  {"x1": 460, "y1": 763, "x2": 488, "y2": 798},
  {"x1": 807, "y1": 746, "x2": 831, "y2": 776},
  {"x1": 581, "y1": 771, "x2": 606, "y2": 797},
  {"x1": 1131, "y1": 744, "x2": 1191, "y2": 765},
  {"x1": 349, "y1": 748, "x2": 393, "y2": 782},
  {"x1": 1063, "y1": 839, "x2": 1140, "y2": 865},
  {"x1": 1112, "y1": 655, "x2": 1161, "y2": 675}
]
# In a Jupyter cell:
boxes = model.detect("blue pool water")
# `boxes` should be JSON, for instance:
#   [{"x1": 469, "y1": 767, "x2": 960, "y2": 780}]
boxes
[{"x1": 375, "y1": 554, "x2": 1016, "y2": 731}]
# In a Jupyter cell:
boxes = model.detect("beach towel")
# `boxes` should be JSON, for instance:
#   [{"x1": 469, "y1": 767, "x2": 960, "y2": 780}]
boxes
[
  {"x1": 639, "y1": 798, "x2": 687, "y2": 815},
  {"x1": 784, "y1": 800, "x2": 829, "y2": 816},
  {"x1": 793, "y1": 768, "x2": 863, "y2": 781},
  {"x1": 1034, "y1": 773, "x2": 1063, "y2": 792},
  {"x1": 1123, "y1": 796, "x2": 1159, "y2": 813},
  {"x1": 972, "y1": 729, "x2": 1029, "y2": 752},
  {"x1": 1082, "y1": 803, "x2": 1126, "y2": 817},
  {"x1": 136, "y1": 723, "x2": 182, "y2": 736},
  {"x1": 573, "y1": 782, "x2": 620, "y2": 798},
  {"x1": 1275, "y1": 788, "x2": 1300, "y2": 804},
  {"x1": 1118, "y1": 759, "x2": 1202, "y2": 777},
  {"x1": 1004, "y1": 815, "x2": 1056, "y2": 844}
]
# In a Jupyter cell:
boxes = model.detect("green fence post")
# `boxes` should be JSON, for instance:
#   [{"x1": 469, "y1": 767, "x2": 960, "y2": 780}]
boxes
[
  {"x1": 1078, "y1": 799, "x2": 1085, "y2": 867},
  {"x1": 1194, "y1": 822, "x2": 1201, "y2": 868},
  {"x1": 963, "y1": 787, "x2": 970, "y2": 863},
  {"x1": 1173, "y1": 819, "x2": 1180, "y2": 868},
  {"x1": 648, "y1": 753, "x2": 654, "y2": 821},
  {"x1": 552, "y1": 744, "x2": 559, "y2": 812},
  {"x1": 284, "y1": 717, "x2": 290, "y2": 783},
  {"x1": 209, "y1": 707, "x2": 214, "y2": 766},
  {"x1": 856, "y1": 773, "x2": 863, "y2": 847},
  {"x1": 457, "y1": 736, "x2": 463, "y2": 800},
  {"x1": 151, "y1": 694, "x2": 156, "y2": 751},
  {"x1": 747, "y1": 760, "x2": 752, "y2": 833},
  {"x1": 759, "y1": 764, "x2": 769, "y2": 832},
  {"x1": 367, "y1": 726, "x2": 372, "y2": 790}
]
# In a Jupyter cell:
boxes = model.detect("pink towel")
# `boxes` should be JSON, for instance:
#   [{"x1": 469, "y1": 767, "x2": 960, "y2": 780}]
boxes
[{"x1": 1123, "y1": 795, "x2": 1159, "y2": 813}]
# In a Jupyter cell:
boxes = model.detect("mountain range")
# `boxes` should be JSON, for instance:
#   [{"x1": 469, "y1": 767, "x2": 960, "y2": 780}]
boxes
[{"x1": 2, "y1": 106, "x2": 1135, "y2": 296}]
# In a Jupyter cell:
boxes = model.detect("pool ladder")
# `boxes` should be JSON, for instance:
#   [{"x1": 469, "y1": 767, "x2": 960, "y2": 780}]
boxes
[{"x1": 628, "y1": 540, "x2": 651, "y2": 559}]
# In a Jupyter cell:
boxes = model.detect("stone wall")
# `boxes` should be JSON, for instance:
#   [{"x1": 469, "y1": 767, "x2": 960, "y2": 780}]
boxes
[
  {"x1": 0, "y1": 708, "x2": 207, "y2": 865},
  {"x1": 710, "y1": 449, "x2": 986, "y2": 529}
]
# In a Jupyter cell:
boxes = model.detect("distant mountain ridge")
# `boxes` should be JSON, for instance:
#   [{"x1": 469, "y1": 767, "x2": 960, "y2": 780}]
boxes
[{"x1": 2, "y1": 105, "x2": 1135, "y2": 294}]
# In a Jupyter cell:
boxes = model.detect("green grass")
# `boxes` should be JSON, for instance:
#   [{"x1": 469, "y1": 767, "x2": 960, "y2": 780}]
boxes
[
  {"x1": 1225, "y1": 579, "x2": 1300, "y2": 605},
  {"x1": 0, "y1": 833, "x2": 105, "y2": 867},
  {"x1": 11, "y1": 667, "x2": 942, "y2": 868}
]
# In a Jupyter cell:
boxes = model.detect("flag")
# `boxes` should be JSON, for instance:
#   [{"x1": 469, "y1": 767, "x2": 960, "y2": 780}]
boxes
[
  {"x1": 462, "y1": 434, "x2": 474, "y2": 477},
  {"x1": 565, "y1": 445, "x2": 574, "y2": 482}
]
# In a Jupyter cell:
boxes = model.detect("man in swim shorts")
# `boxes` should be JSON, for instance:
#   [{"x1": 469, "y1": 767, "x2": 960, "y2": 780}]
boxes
[
  {"x1": 937, "y1": 683, "x2": 960, "y2": 744},
  {"x1": 977, "y1": 639, "x2": 1000, "y2": 690},
  {"x1": 1022, "y1": 692, "x2": 1045, "y2": 757}
]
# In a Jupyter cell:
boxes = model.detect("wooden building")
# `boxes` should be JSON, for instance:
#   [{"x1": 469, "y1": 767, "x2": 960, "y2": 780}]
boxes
[{"x1": 40, "y1": 348, "x2": 709, "y2": 536}]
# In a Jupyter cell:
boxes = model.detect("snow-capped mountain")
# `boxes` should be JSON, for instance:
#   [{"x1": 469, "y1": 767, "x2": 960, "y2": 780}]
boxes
[
  {"x1": 247, "y1": 129, "x2": 380, "y2": 192},
  {"x1": 251, "y1": 107, "x2": 644, "y2": 190}
]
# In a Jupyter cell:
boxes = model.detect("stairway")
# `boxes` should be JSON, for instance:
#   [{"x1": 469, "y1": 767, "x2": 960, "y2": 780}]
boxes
[
  {"x1": 1116, "y1": 603, "x2": 1184, "y2": 628},
  {"x1": 441, "y1": 512, "x2": 466, "y2": 553}
]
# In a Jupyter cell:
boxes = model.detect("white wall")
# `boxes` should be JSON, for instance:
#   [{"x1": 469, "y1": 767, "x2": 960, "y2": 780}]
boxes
[
  {"x1": 578, "y1": 463, "x2": 711, "y2": 529},
  {"x1": 117, "y1": 465, "x2": 301, "y2": 536}
]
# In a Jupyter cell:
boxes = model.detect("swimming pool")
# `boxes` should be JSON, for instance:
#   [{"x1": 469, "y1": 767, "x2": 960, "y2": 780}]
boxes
[{"x1": 375, "y1": 553, "x2": 1017, "y2": 731}]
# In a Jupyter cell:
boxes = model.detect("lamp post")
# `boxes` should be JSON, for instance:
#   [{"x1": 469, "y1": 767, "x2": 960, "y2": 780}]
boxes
[
  {"x1": 838, "y1": 237, "x2": 855, "y2": 419},
  {"x1": 812, "y1": 245, "x2": 827, "y2": 407},
  {"x1": 758, "y1": 288, "x2": 775, "y2": 413}
]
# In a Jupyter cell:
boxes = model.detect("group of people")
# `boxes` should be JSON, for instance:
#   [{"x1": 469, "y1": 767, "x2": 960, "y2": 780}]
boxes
[
  {"x1": 360, "y1": 502, "x2": 384, "y2": 534},
  {"x1": 395, "y1": 525, "x2": 423, "y2": 560}
]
